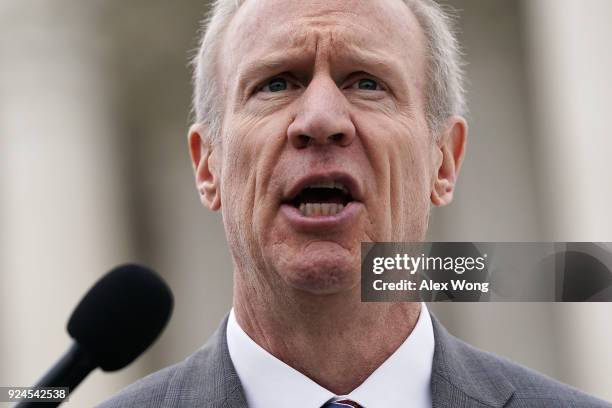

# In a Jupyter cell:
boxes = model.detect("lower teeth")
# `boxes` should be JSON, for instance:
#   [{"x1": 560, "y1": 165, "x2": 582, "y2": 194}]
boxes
[{"x1": 299, "y1": 203, "x2": 345, "y2": 217}]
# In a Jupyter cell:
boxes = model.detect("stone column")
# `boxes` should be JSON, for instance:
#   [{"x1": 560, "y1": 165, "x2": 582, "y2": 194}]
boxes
[
  {"x1": 0, "y1": 1, "x2": 144, "y2": 406},
  {"x1": 522, "y1": 0, "x2": 612, "y2": 401}
]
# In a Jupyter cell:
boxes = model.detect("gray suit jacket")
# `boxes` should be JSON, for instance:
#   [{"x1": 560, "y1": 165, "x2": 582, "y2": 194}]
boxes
[{"x1": 98, "y1": 314, "x2": 611, "y2": 407}]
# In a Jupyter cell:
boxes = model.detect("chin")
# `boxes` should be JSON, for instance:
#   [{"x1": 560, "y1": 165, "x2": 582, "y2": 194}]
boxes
[{"x1": 278, "y1": 255, "x2": 361, "y2": 295}]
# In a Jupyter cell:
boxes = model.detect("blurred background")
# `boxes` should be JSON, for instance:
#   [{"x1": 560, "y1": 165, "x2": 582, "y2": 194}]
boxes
[{"x1": 1, "y1": 0, "x2": 611, "y2": 406}]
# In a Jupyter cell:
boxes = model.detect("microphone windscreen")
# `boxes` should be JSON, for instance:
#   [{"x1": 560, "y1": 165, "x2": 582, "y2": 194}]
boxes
[{"x1": 67, "y1": 264, "x2": 173, "y2": 371}]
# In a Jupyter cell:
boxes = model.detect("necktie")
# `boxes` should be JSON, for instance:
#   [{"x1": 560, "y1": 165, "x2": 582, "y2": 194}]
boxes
[{"x1": 321, "y1": 399, "x2": 363, "y2": 408}]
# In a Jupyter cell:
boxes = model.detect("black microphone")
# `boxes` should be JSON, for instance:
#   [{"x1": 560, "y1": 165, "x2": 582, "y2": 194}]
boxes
[{"x1": 16, "y1": 264, "x2": 173, "y2": 407}]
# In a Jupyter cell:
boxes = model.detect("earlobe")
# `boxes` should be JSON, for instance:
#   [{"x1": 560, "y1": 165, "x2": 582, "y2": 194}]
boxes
[
  {"x1": 431, "y1": 116, "x2": 467, "y2": 207},
  {"x1": 188, "y1": 124, "x2": 221, "y2": 211}
]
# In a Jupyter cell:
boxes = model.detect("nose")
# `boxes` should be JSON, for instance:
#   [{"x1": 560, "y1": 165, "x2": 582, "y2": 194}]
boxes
[{"x1": 287, "y1": 77, "x2": 356, "y2": 149}]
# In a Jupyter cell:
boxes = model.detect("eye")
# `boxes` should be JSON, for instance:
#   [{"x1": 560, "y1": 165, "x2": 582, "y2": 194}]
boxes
[
  {"x1": 351, "y1": 78, "x2": 383, "y2": 91},
  {"x1": 260, "y1": 77, "x2": 289, "y2": 93}
]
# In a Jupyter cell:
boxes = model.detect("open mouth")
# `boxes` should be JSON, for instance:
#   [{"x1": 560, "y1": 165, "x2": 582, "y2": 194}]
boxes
[{"x1": 289, "y1": 181, "x2": 354, "y2": 217}]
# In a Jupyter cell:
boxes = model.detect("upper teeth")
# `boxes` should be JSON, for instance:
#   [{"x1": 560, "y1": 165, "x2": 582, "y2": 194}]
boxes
[{"x1": 305, "y1": 181, "x2": 348, "y2": 194}]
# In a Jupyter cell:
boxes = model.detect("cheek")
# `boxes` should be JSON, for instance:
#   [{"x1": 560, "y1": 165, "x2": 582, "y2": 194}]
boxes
[
  {"x1": 220, "y1": 115, "x2": 288, "y2": 234},
  {"x1": 394, "y1": 131, "x2": 433, "y2": 239},
  {"x1": 221, "y1": 131, "x2": 256, "y2": 212},
  {"x1": 397, "y1": 135, "x2": 432, "y2": 189},
  {"x1": 218, "y1": 131, "x2": 258, "y2": 266},
  {"x1": 355, "y1": 112, "x2": 433, "y2": 240}
]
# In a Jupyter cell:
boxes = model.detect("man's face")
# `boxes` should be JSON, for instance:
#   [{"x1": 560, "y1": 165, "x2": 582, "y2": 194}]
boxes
[{"x1": 195, "y1": 0, "x2": 461, "y2": 295}]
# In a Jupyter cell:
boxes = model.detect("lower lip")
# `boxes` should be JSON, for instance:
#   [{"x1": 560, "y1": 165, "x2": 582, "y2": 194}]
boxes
[{"x1": 280, "y1": 202, "x2": 363, "y2": 232}]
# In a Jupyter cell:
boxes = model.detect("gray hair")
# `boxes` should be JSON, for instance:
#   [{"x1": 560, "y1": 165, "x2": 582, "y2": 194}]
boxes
[{"x1": 191, "y1": 0, "x2": 466, "y2": 143}]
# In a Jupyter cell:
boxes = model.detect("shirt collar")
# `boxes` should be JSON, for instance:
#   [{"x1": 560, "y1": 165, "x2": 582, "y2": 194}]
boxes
[{"x1": 226, "y1": 303, "x2": 434, "y2": 408}]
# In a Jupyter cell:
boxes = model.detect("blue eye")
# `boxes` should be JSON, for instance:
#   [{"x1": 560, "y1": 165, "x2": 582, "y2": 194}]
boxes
[
  {"x1": 262, "y1": 77, "x2": 288, "y2": 92},
  {"x1": 353, "y1": 78, "x2": 381, "y2": 91}
]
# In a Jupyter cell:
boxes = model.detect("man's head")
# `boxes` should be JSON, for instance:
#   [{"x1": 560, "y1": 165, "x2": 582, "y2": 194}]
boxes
[{"x1": 188, "y1": 0, "x2": 467, "y2": 296}]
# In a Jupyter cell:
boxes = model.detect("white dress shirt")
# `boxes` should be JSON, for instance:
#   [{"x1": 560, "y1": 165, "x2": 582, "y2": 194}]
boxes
[{"x1": 226, "y1": 303, "x2": 435, "y2": 408}]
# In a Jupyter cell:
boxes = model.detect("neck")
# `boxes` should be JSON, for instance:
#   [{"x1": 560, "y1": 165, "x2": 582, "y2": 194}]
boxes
[{"x1": 233, "y1": 275, "x2": 421, "y2": 395}]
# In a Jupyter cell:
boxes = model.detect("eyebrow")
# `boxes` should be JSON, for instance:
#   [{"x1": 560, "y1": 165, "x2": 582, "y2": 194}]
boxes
[
  {"x1": 235, "y1": 45, "x2": 406, "y2": 93},
  {"x1": 237, "y1": 54, "x2": 296, "y2": 90},
  {"x1": 339, "y1": 46, "x2": 406, "y2": 82}
]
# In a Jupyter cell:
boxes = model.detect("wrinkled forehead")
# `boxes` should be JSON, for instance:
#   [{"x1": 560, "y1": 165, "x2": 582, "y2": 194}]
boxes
[{"x1": 220, "y1": 0, "x2": 427, "y2": 87}]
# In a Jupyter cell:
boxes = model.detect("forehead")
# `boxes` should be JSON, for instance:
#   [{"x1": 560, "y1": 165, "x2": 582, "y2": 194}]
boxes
[{"x1": 222, "y1": 0, "x2": 427, "y2": 84}]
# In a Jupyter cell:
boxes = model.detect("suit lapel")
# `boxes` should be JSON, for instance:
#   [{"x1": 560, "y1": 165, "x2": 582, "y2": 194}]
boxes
[
  {"x1": 163, "y1": 315, "x2": 248, "y2": 408},
  {"x1": 429, "y1": 314, "x2": 515, "y2": 408}
]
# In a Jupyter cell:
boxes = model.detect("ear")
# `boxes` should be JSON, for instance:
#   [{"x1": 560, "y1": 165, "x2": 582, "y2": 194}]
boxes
[
  {"x1": 431, "y1": 116, "x2": 467, "y2": 207},
  {"x1": 188, "y1": 124, "x2": 221, "y2": 211}
]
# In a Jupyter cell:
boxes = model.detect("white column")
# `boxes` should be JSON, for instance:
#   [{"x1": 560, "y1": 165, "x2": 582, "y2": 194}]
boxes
[
  {"x1": 522, "y1": 0, "x2": 612, "y2": 401},
  {"x1": 0, "y1": 1, "x2": 145, "y2": 406},
  {"x1": 522, "y1": 0, "x2": 612, "y2": 240}
]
